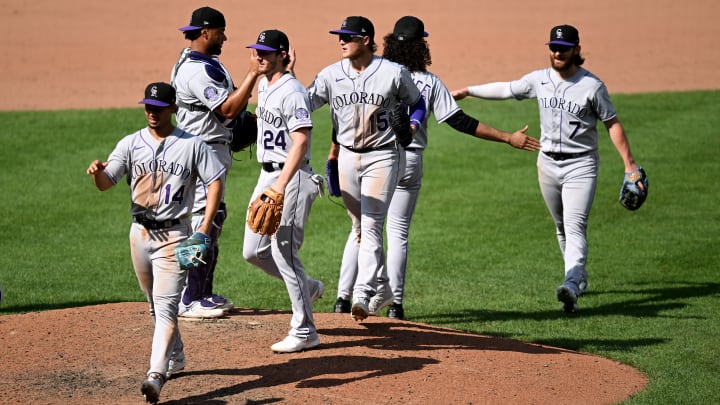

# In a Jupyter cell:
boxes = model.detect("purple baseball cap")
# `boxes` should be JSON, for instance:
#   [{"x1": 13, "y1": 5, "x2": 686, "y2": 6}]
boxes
[
  {"x1": 246, "y1": 29, "x2": 289, "y2": 52},
  {"x1": 546, "y1": 24, "x2": 580, "y2": 46},
  {"x1": 138, "y1": 82, "x2": 175, "y2": 108},
  {"x1": 179, "y1": 6, "x2": 225, "y2": 31},
  {"x1": 329, "y1": 16, "x2": 374, "y2": 39}
]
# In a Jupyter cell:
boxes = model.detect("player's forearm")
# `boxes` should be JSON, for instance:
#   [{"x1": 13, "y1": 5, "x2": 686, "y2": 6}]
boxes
[
  {"x1": 218, "y1": 71, "x2": 260, "y2": 119},
  {"x1": 466, "y1": 82, "x2": 514, "y2": 100},
  {"x1": 328, "y1": 142, "x2": 340, "y2": 160},
  {"x1": 198, "y1": 180, "x2": 223, "y2": 235},
  {"x1": 606, "y1": 119, "x2": 637, "y2": 171}
]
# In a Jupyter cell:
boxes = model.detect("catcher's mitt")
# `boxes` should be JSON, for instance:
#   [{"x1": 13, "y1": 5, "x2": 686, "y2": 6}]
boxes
[
  {"x1": 619, "y1": 167, "x2": 649, "y2": 210},
  {"x1": 230, "y1": 111, "x2": 257, "y2": 153},
  {"x1": 247, "y1": 188, "x2": 284, "y2": 235},
  {"x1": 390, "y1": 103, "x2": 413, "y2": 147},
  {"x1": 174, "y1": 232, "x2": 211, "y2": 270}
]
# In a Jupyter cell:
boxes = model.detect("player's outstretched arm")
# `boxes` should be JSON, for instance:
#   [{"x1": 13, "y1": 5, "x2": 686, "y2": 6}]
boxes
[
  {"x1": 86, "y1": 160, "x2": 114, "y2": 191},
  {"x1": 445, "y1": 110, "x2": 540, "y2": 151}
]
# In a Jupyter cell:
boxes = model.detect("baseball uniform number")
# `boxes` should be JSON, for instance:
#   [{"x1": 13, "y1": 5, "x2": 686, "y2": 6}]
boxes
[{"x1": 263, "y1": 130, "x2": 288, "y2": 150}]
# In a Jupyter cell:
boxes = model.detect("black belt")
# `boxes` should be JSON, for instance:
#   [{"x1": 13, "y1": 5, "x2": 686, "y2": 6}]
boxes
[
  {"x1": 133, "y1": 215, "x2": 182, "y2": 230},
  {"x1": 262, "y1": 161, "x2": 309, "y2": 172},
  {"x1": 176, "y1": 100, "x2": 210, "y2": 112},
  {"x1": 342, "y1": 143, "x2": 396, "y2": 154},
  {"x1": 208, "y1": 140, "x2": 230, "y2": 146},
  {"x1": 404, "y1": 147, "x2": 421, "y2": 152},
  {"x1": 543, "y1": 151, "x2": 590, "y2": 161}
]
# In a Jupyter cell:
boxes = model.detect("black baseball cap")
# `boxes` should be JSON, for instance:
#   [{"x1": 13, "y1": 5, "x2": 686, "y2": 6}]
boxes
[
  {"x1": 246, "y1": 29, "x2": 289, "y2": 52},
  {"x1": 329, "y1": 16, "x2": 374, "y2": 39},
  {"x1": 547, "y1": 24, "x2": 580, "y2": 46},
  {"x1": 138, "y1": 82, "x2": 176, "y2": 108},
  {"x1": 392, "y1": 16, "x2": 428, "y2": 41},
  {"x1": 179, "y1": 6, "x2": 225, "y2": 31}
]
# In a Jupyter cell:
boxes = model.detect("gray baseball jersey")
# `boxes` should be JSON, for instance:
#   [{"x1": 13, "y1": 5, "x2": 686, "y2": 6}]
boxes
[
  {"x1": 508, "y1": 66, "x2": 614, "y2": 296},
  {"x1": 308, "y1": 55, "x2": 422, "y2": 311},
  {"x1": 308, "y1": 55, "x2": 422, "y2": 148},
  {"x1": 171, "y1": 48, "x2": 235, "y2": 144},
  {"x1": 243, "y1": 73, "x2": 321, "y2": 340},
  {"x1": 255, "y1": 74, "x2": 313, "y2": 163},
  {"x1": 509, "y1": 67, "x2": 617, "y2": 154},
  {"x1": 405, "y1": 70, "x2": 461, "y2": 149},
  {"x1": 103, "y1": 127, "x2": 226, "y2": 221}
]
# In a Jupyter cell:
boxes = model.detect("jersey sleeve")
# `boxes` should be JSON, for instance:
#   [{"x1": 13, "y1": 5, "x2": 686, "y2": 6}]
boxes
[
  {"x1": 103, "y1": 134, "x2": 134, "y2": 184},
  {"x1": 186, "y1": 67, "x2": 230, "y2": 112},
  {"x1": 307, "y1": 68, "x2": 330, "y2": 112},
  {"x1": 194, "y1": 138, "x2": 226, "y2": 185},
  {"x1": 430, "y1": 74, "x2": 461, "y2": 124},
  {"x1": 592, "y1": 82, "x2": 618, "y2": 122},
  {"x1": 509, "y1": 71, "x2": 538, "y2": 100},
  {"x1": 283, "y1": 89, "x2": 313, "y2": 133}
]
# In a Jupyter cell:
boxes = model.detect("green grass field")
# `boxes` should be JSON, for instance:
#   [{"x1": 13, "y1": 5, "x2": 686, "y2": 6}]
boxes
[{"x1": 1, "y1": 90, "x2": 718, "y2": 404}]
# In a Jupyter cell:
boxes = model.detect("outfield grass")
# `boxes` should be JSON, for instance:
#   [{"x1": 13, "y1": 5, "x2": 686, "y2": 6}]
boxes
[{"x1": 1, "y1": 90, "x2": 718, "y2": 403}]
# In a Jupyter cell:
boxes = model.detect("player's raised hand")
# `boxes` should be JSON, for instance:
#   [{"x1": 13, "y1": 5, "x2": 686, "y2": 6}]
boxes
[
  {"x1": 451, "y1": 87, "x2": 469, "y2": 100},
  {"x1": 86, "y1": 160, "x2": 107, "y2": 175},
  {"x1": 509, "y1": 125, "x2": 541, "y2": 151},
  {"x1": 286, "y1": 46, "x2": 296, "y2": 76}
]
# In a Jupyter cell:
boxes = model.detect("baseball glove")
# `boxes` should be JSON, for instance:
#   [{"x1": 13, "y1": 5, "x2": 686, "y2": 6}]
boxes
[
  {"x1": 174, "y1": 232, "x2": 211, "y2": 270},
  {"x1": 247, "y1": 188, "x2": 284, "y2": 235},
  {"x1": 619, "y1": 167, "x2": 649, "y2": 210},
  {"x1": 390, "y1": 103, "x2": 413, "y2": 147},
  {"x1": 230, "y1": 111, "x2": 257, "y2": 153}
]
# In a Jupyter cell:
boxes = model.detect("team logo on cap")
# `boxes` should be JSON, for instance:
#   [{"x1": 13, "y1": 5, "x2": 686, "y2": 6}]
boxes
[
  {"x1": 150, "y1": 85, "x2": 159, "y2": 98},
  {"x1": 556, "y1": 28, "x2": 564, "y2": 39},
  {"x1": 259, "y1": 32, "x2": 267, "y2": 43}
]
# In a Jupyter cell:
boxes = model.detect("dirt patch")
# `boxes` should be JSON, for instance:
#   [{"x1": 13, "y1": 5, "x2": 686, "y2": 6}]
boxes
[
  {"x1": 4, "y1": 0, "x2": 718, "y2": 403},
  {"x1": 0, "y1": 303, "x2": 646, "y2": 404}
]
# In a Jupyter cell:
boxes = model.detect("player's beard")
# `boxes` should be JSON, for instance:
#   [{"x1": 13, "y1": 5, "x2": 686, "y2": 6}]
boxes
[
  {"x1": 549, "y1": 52, "x2": 574, "y2": 73},
  {"x1": 208, "y1": 43, "x2": 222, "y2": 56}
]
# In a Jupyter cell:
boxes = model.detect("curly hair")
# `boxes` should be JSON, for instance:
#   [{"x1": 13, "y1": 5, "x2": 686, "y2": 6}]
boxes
[{"x1": 382, "y1": 34, "x2": 431, "y2": 72}]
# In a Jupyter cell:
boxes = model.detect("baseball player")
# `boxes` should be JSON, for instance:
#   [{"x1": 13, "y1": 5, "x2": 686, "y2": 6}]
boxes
[
  {"x1": 452, "y1": 24, "x2": 643, "y2": 312},
  {"x1": 334, "y1": 16, "x2": 541, "y2": 320},
  {"x1": 170, "y1": 6, "x2": 261, "y2": 318},
  {"x1": 86, "y1": 82, "x2": 225, "y2": 404},
  {"x1": 307, "y1": 16, "x2": 427, "y2": 321},
  {"x1": 242, "y1": 29, "x2": 325, "y2": 353}
]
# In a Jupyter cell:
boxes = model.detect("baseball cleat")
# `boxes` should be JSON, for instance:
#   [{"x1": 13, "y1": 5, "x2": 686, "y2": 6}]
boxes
[
  {"x1": 205, "y1": 294, "x2": 234, "y2": 312},
  {"x1": 141, "y1": 372, "x2": 164, "y2": 404},
  {"x1": 179, "y1": 299, "x2": 225, "y2": 319},
  {"x1": 368, "y1": 287, "x2": 393, "y2": 315},
  {"x1": 351, "y1": 297, "x2": 370, "y2": 322},
  {"x1": 334, "y1": 297, "x2": 351, "y2": 313},
  {"x1": 166, "y1": 351, "x2": 186, "y2": 379},
  {"x1": 556, "y1": 284, "x2": 578, "y2": 313},
  {"x1": 578, "y1": 270, "x2": 589, "y2": 296},
  {"x1": 310, "y1": 279, "x2": 325, "y2": 305},
  {"x1": 271, "y1": 334, "x2": 320, "y2": 353},
  {"x1": 387, "y1": 303, "x2": 405, "y2": 320}
]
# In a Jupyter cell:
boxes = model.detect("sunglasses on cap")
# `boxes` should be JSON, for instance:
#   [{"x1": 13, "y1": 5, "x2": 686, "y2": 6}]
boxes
[
  {"x1": 339, "y1": 33, "x2": 364, "y2": 42},
  {"x1": 549, "y1": 44, "x2": 574, "y2": 53}
]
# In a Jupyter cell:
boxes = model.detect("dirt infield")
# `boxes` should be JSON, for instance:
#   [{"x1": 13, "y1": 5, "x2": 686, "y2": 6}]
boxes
[
  {"x1": 2, "y1": 0, "x2": 718, "y2": 403},
  {"x1": 1, "y1": 303, "x2": 647, "y2": 404}
]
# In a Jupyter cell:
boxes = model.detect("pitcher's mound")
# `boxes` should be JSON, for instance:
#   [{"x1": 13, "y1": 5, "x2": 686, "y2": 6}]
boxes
[{"x1": 0, "y1": 302, "x2": 646, "y2": 404}]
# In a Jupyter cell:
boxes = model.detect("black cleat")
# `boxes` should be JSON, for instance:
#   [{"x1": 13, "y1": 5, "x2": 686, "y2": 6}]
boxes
[
  {"x1": 334, "y1": 297, "x2": 351, "y2": 313},
  {"x1": 387, "y1": 303, "x2": 405, "y2": 320}
]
